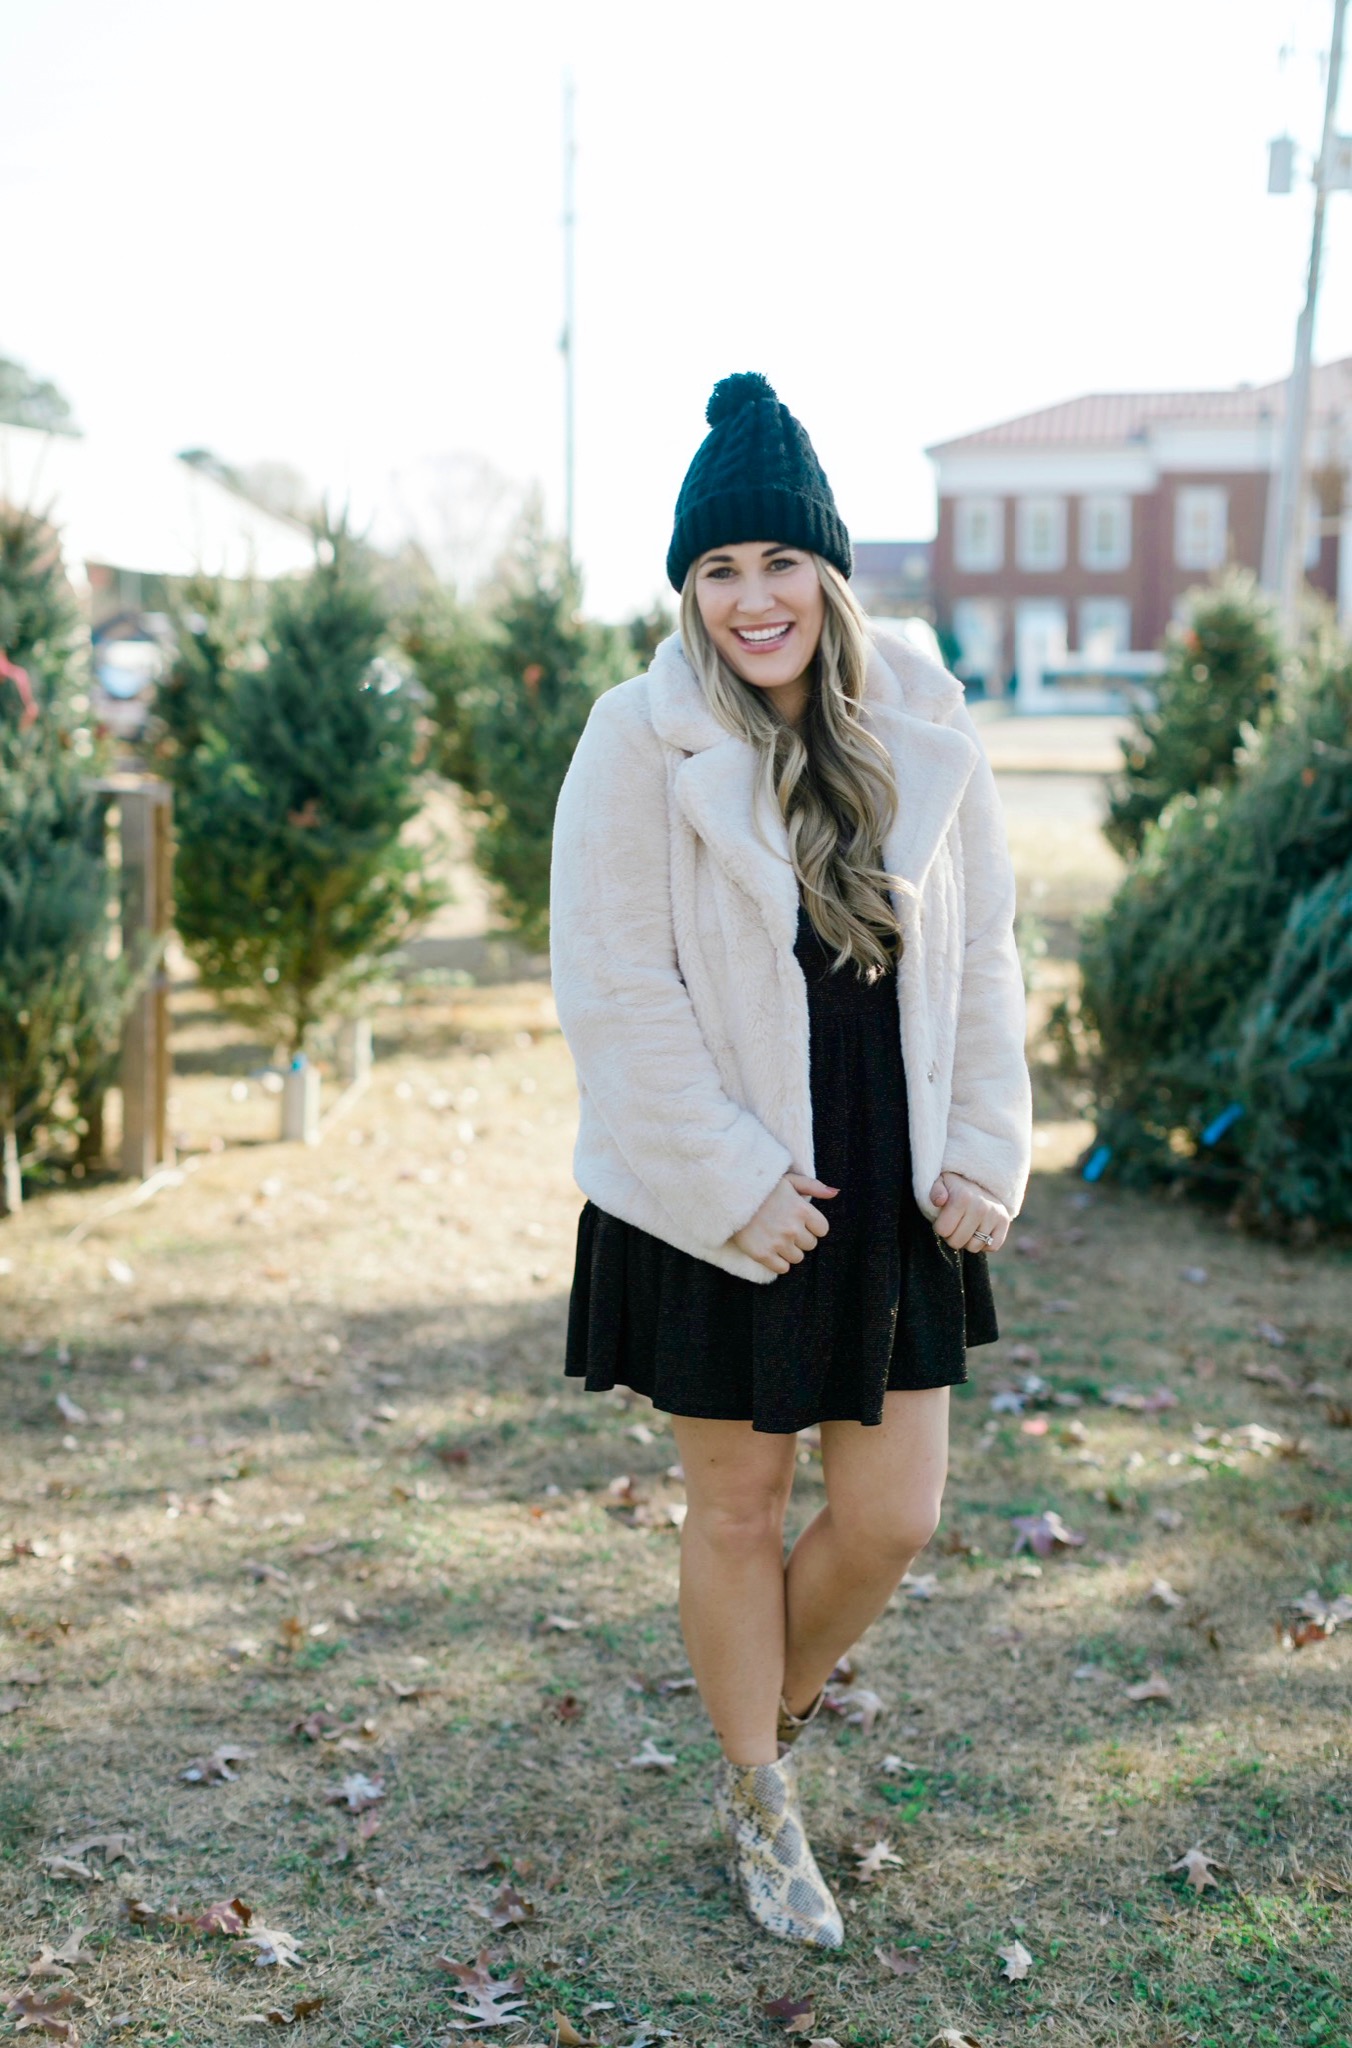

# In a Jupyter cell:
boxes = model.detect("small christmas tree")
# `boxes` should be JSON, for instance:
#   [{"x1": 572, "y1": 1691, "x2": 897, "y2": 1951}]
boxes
[
  {"x1": 1105, "y1": 571, "x2": 1283, "y2": 859},
  {"x1": 0, "y1": 508, "x2": 135, "y2": 1212},
  {"x1": 400, "y1": 588, "x2": 495, "y2": 796},
  {"x1": 1235, "y1": 855, "x2": 1352, "y2": 1229},
  {"x1": 459, "y1": 509, "x2": 621, "y2": 950},
  {"x1": 165, "y1": 524, "x2": 442, "y2": 1054},
  {"x1": 1065, "y1": 645, "x2": 1352, "y2": 1213}
]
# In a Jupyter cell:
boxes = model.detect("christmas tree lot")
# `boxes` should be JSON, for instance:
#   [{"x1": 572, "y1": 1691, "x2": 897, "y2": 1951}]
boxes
[
  {"x1": 156, "y1": 525, "x2": 443, "y2": 1058},
  {"x1": 403, "y1": 507, "x2": 624, "y2": 952},
  {"x1": 1059, "y1": 610, "x2": 1352, "y2": 1234},
  {"x1": 0, "y1": 508, "x2": 141, "y2": 1213}
]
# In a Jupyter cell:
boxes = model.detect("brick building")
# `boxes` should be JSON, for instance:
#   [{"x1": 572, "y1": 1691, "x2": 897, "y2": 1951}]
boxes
[{"x1": 926, "y1": 357, "x2": 1352, "y2": 702}]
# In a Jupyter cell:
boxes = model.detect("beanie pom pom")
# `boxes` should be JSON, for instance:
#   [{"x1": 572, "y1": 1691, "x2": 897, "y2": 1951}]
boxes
[{"x1": 706, "y1": 371, "x2": 777, "y2": 426}]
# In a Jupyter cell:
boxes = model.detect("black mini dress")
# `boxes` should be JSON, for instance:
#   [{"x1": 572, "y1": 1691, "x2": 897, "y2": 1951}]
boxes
[{"x1": 564, "y1": 899, "x2": 998, "y2": 1434}]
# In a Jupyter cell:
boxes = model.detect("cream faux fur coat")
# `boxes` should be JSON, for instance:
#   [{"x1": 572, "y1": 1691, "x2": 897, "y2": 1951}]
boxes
[{"x1": 549, "y1": 626, "x2": 1032, "y2": 1285}]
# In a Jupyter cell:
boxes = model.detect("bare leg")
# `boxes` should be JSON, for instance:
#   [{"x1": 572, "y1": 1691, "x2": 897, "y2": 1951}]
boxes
[
  {"x1": 781, "y1": 1387, "x2": 950, "y2": 1715},
  {"x1": 668, "y1": 1416, "x2": 798, "y2": 1765}
]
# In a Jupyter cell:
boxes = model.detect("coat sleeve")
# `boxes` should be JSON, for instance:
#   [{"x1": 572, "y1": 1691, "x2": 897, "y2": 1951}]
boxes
[
  {"x1": 938, "y1": 698, "x2": 1033, "y2": 1217},
  {"x1": 549, "y1": 685, "x2": 793, "y2": 1248}
]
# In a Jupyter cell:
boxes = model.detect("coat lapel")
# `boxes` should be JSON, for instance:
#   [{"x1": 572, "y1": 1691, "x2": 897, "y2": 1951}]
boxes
[{"x1": 644, "y1": 628, "x2": 979, "y2": 941}]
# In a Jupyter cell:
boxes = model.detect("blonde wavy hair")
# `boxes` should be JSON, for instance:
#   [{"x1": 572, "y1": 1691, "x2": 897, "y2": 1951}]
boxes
[{"x1": 679, "y1": 554, "x2": 910, "y2": 979}]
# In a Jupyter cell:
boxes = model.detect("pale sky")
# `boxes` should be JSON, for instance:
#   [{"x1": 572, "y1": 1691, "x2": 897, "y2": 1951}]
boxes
[{"x1": 2, "y1": 0, "x2": 1349, "y2": 618}]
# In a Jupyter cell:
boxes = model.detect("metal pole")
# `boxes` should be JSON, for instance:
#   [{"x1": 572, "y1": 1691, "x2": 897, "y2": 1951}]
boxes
[
  {"x1": 561, "y1": 72, "x2": 577, "y2": 564},
  {"x1": 1273, "y1": 0, "x2": 1349, "y2": 630}
]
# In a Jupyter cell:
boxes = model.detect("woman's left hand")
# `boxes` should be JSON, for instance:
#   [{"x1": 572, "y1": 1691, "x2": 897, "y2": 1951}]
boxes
[{"x1": 929, "y1": 1172, "x2": 1010, "y2": 1253}]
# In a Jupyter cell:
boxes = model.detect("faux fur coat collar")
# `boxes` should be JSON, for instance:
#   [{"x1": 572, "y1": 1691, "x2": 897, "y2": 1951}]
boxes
[{"x1": 549, "y1": 626, "x2": 1032, "y2": 1284}]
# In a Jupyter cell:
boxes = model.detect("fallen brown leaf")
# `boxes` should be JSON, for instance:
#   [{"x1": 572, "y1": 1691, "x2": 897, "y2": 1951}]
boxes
[
  {"x1": 38, "y1": 1856, "x2": 95, "y2": 1882},
  {"x1": 552, "y1": 2013, "x2": 598, "y2": 2048},
  {"x1": 823, "y1": 1685, "x2": 885, "y2": 1735},
  {"x1": 26, "y1": 1929, "x2": 91, "y2": 1980},
  {"x1": 1010, "y1": 1510, "x2": 1085, "y2": 1557},
  {"x1": 625, "y1": 1737, "x2": 676, "y2": 1770},
  {"x1": 926, "y1": 2031, "x2": 983, "y2": 2048},
  {"x1": 433, "y1": 1950, "x2": 527, "y2": 2029},
  {"x1": 471, "y1": 1879, "x2": 535, "y2": 1929},
  {"x1": 241, "y1": 1997, "x2": 325, "y2": 2026},
  {"x1": 243, "y1": 1923, "x2": 301, "y2": 1967},
  {"x1": 324, "y1": 1773, "x2": 384, "y2": 1812},
  {"x1": 762, "y1": 1993, "x2": 815, "y2": 2034},
  {"x1": 290, "y1": 1712, "x2": 341, "y2": 1742},
  {"x1": 875, "y1": 1943, "x2": 923, "y2": 1976},
  {"x1": 997, "y1": 1938, "x2": 1033, "y2": 1980},
  {"x1": 1124, "y1": 1671, "x2": 1173, "y2": 1703},
  {"x1": 64, "y1": 1832, "x2": 133, "y2": 1866},
  {"x1": 1147, "y1": 1578, "x2": 1184, "y2": 1610},
  {"x1": 1169, "y1": 1846, "x2": 1224, "y2": 1893},
  {"x1": 5, "y1": 1986, "x2": 82, "y2": 2041},
  {"x1": 188, "y1": 1897, "x2": 253, "y2": 1935},
  {"x1": 852, "y1": 1838, "x2": 904, "y2": 1883},
  {"x1": 180, "y1": 1745, "x2": 254, "y2": 1784}
]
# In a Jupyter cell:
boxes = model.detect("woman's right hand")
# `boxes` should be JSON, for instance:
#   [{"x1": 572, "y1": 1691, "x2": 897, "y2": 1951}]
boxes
[{"x1": 731, "y1": 1173, "x2": 838, "y2": 1275}]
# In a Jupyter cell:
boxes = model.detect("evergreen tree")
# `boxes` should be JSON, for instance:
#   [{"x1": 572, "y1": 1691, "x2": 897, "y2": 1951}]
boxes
[
  {"x1": 0, "y1": 509, "x2": 135, "y2": 1211},
  {"x1": 1065, "y1": 648, "x2": 1352, "y2": 1211},
  {"x1": 400, "y1": 589, "x2": 495, "y2": 795},
  {"x1": 1104, "y1": 571, "x2": 1283, "y2": 859},
  {"x1": 1236, "y1": 856, "x2": 1352, "y2": 1228},
  {"x1": 625, "y1": 599, "x2": 675, "y2": 672},
  {"x1": 151, "y1": 574, "x2": 265, "y2": 775},
  {"x1": 167, "y1": 525, "x2": 443, "y2": 1054},
  {"x1": 410, "y1": 509, "x2": 622, "y2": 951}
]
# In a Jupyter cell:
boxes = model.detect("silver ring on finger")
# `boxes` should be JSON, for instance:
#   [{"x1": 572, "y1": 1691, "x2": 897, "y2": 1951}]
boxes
[{"x1": 973, "y1": 1229, "x2": 995, "y2": 1248}]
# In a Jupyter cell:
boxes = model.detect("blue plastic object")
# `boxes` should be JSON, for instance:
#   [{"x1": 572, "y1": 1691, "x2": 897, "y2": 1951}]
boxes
[
  {"x1": 1200, "y1": 1102, "x2": 1243, "y2": 1146},
  {"x1": 1083, "y1": 1143, "x2": 1112, "y2": 1182}
]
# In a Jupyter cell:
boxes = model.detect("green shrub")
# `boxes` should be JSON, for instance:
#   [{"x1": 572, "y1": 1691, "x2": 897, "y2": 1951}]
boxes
[{"x1": 1105, "y1": 571, "x2": 1283, "y2": 859}]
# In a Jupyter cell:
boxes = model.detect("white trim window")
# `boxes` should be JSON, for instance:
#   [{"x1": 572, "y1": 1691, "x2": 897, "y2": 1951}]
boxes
[
  {"x1": 1175, "y1": 486, "x2": 1228, "y2": 571},
  {"x1": 951, "y1": 598, "x2": 1003, "y2": 684},
  {"x1": 1078, "y1": 597, "x2": 1132, "y2": 661},
  {"x1": 1304, "y1": 491, "x2": 1323, "y2": 571},
  {"x1": 1016, "y1": 496, "x2": 1067, "y2": 571},
  {"x1": 953, "y1": 496, "x2": 1003, "y2": 572},
  {"x1": 1079, "y1": 494, "x2": 1131, "y2": 571}
]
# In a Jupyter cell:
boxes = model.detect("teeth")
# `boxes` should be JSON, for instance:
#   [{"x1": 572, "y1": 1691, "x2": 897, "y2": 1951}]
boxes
[{"x1": 738, "y1": 624, "x2": 791, "y2": 642}]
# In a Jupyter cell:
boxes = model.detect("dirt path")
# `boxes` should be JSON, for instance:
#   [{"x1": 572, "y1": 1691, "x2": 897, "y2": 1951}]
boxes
[{"x1": 1, "y1": 781, "x2": 1350, "y2": 2048}]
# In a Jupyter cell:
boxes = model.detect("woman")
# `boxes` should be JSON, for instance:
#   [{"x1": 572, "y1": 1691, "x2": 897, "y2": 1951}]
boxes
[{"x1": 549, "y1": 373, "x2": 1031, "y2": 1948}]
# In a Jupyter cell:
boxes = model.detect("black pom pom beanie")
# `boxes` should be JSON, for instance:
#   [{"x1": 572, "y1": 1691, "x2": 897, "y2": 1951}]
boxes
[{"x1": 665, "y1": 372, "x2": 852, "y2": 593}]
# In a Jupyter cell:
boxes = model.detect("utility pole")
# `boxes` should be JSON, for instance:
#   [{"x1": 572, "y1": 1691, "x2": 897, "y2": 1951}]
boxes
[
  {"x1": 561, "y1": 72, "x2": 577, "y2": 565},
  {"x1": 1270, "y1": 0, "x2": 1349, "y2": 632}
]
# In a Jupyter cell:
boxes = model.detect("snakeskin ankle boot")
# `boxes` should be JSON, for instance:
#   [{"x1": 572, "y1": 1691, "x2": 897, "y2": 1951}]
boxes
[
  {"x1": 776, "y1": 1687, "x2": 825, "y2": 1754},
  {"x1": 713, "y1": 1750, "x2": 843, "y2": 1948}
]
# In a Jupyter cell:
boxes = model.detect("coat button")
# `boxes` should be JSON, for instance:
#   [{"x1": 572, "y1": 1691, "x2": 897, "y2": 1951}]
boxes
[{"x1": 926, "y1": 1060, "x2": 937, "y2": 1082}]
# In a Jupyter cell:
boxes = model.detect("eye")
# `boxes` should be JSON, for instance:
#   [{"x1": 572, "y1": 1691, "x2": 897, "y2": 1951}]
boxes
[
  {"x1": 703, "y1": 564, "x2": 734, "y2": 580},
  {"x1": 768, "y1": 555, "x2": 799, "y2": 571}
]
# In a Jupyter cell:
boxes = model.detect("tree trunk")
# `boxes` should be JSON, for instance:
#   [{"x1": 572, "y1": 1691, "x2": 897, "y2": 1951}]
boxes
[{"x1": 1, "y1": 1119, "x2": 20, "y2": 1216}]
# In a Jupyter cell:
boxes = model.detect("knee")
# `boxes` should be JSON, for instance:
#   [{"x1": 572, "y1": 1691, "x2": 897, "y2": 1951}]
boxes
[
  {"x1": 833, "y1": 1493, "x2": 943, "y2": 1567},
  {"x1": 688, "y1": 1489, "x2": 790, "y2": 1556}
]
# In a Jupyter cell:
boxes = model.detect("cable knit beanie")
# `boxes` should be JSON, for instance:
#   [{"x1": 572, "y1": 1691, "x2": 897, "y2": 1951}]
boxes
[{"x1": 665, "y1": 372, "x2": 852, "y2": 593}]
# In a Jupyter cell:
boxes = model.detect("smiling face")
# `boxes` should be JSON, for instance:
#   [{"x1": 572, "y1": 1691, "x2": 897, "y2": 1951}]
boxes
[{"x1": 692, "y1": 541, "x2": 825, "y2": 722}]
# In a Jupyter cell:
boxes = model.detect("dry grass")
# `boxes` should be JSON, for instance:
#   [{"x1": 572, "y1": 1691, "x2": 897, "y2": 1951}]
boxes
[{"x1": 1, "y1": 777, "x2": 1350, "y2": 2048}]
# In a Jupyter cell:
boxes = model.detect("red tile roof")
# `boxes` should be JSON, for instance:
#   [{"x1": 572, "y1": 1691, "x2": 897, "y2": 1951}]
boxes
[{"x1": 926, "y1": 357, "x2": 1352, "y2": 453}]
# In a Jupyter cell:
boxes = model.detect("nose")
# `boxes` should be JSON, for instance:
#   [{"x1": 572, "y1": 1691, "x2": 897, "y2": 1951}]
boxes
[{"x1": 733, "y1": 575, "x2": 776, "y2": 617}]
